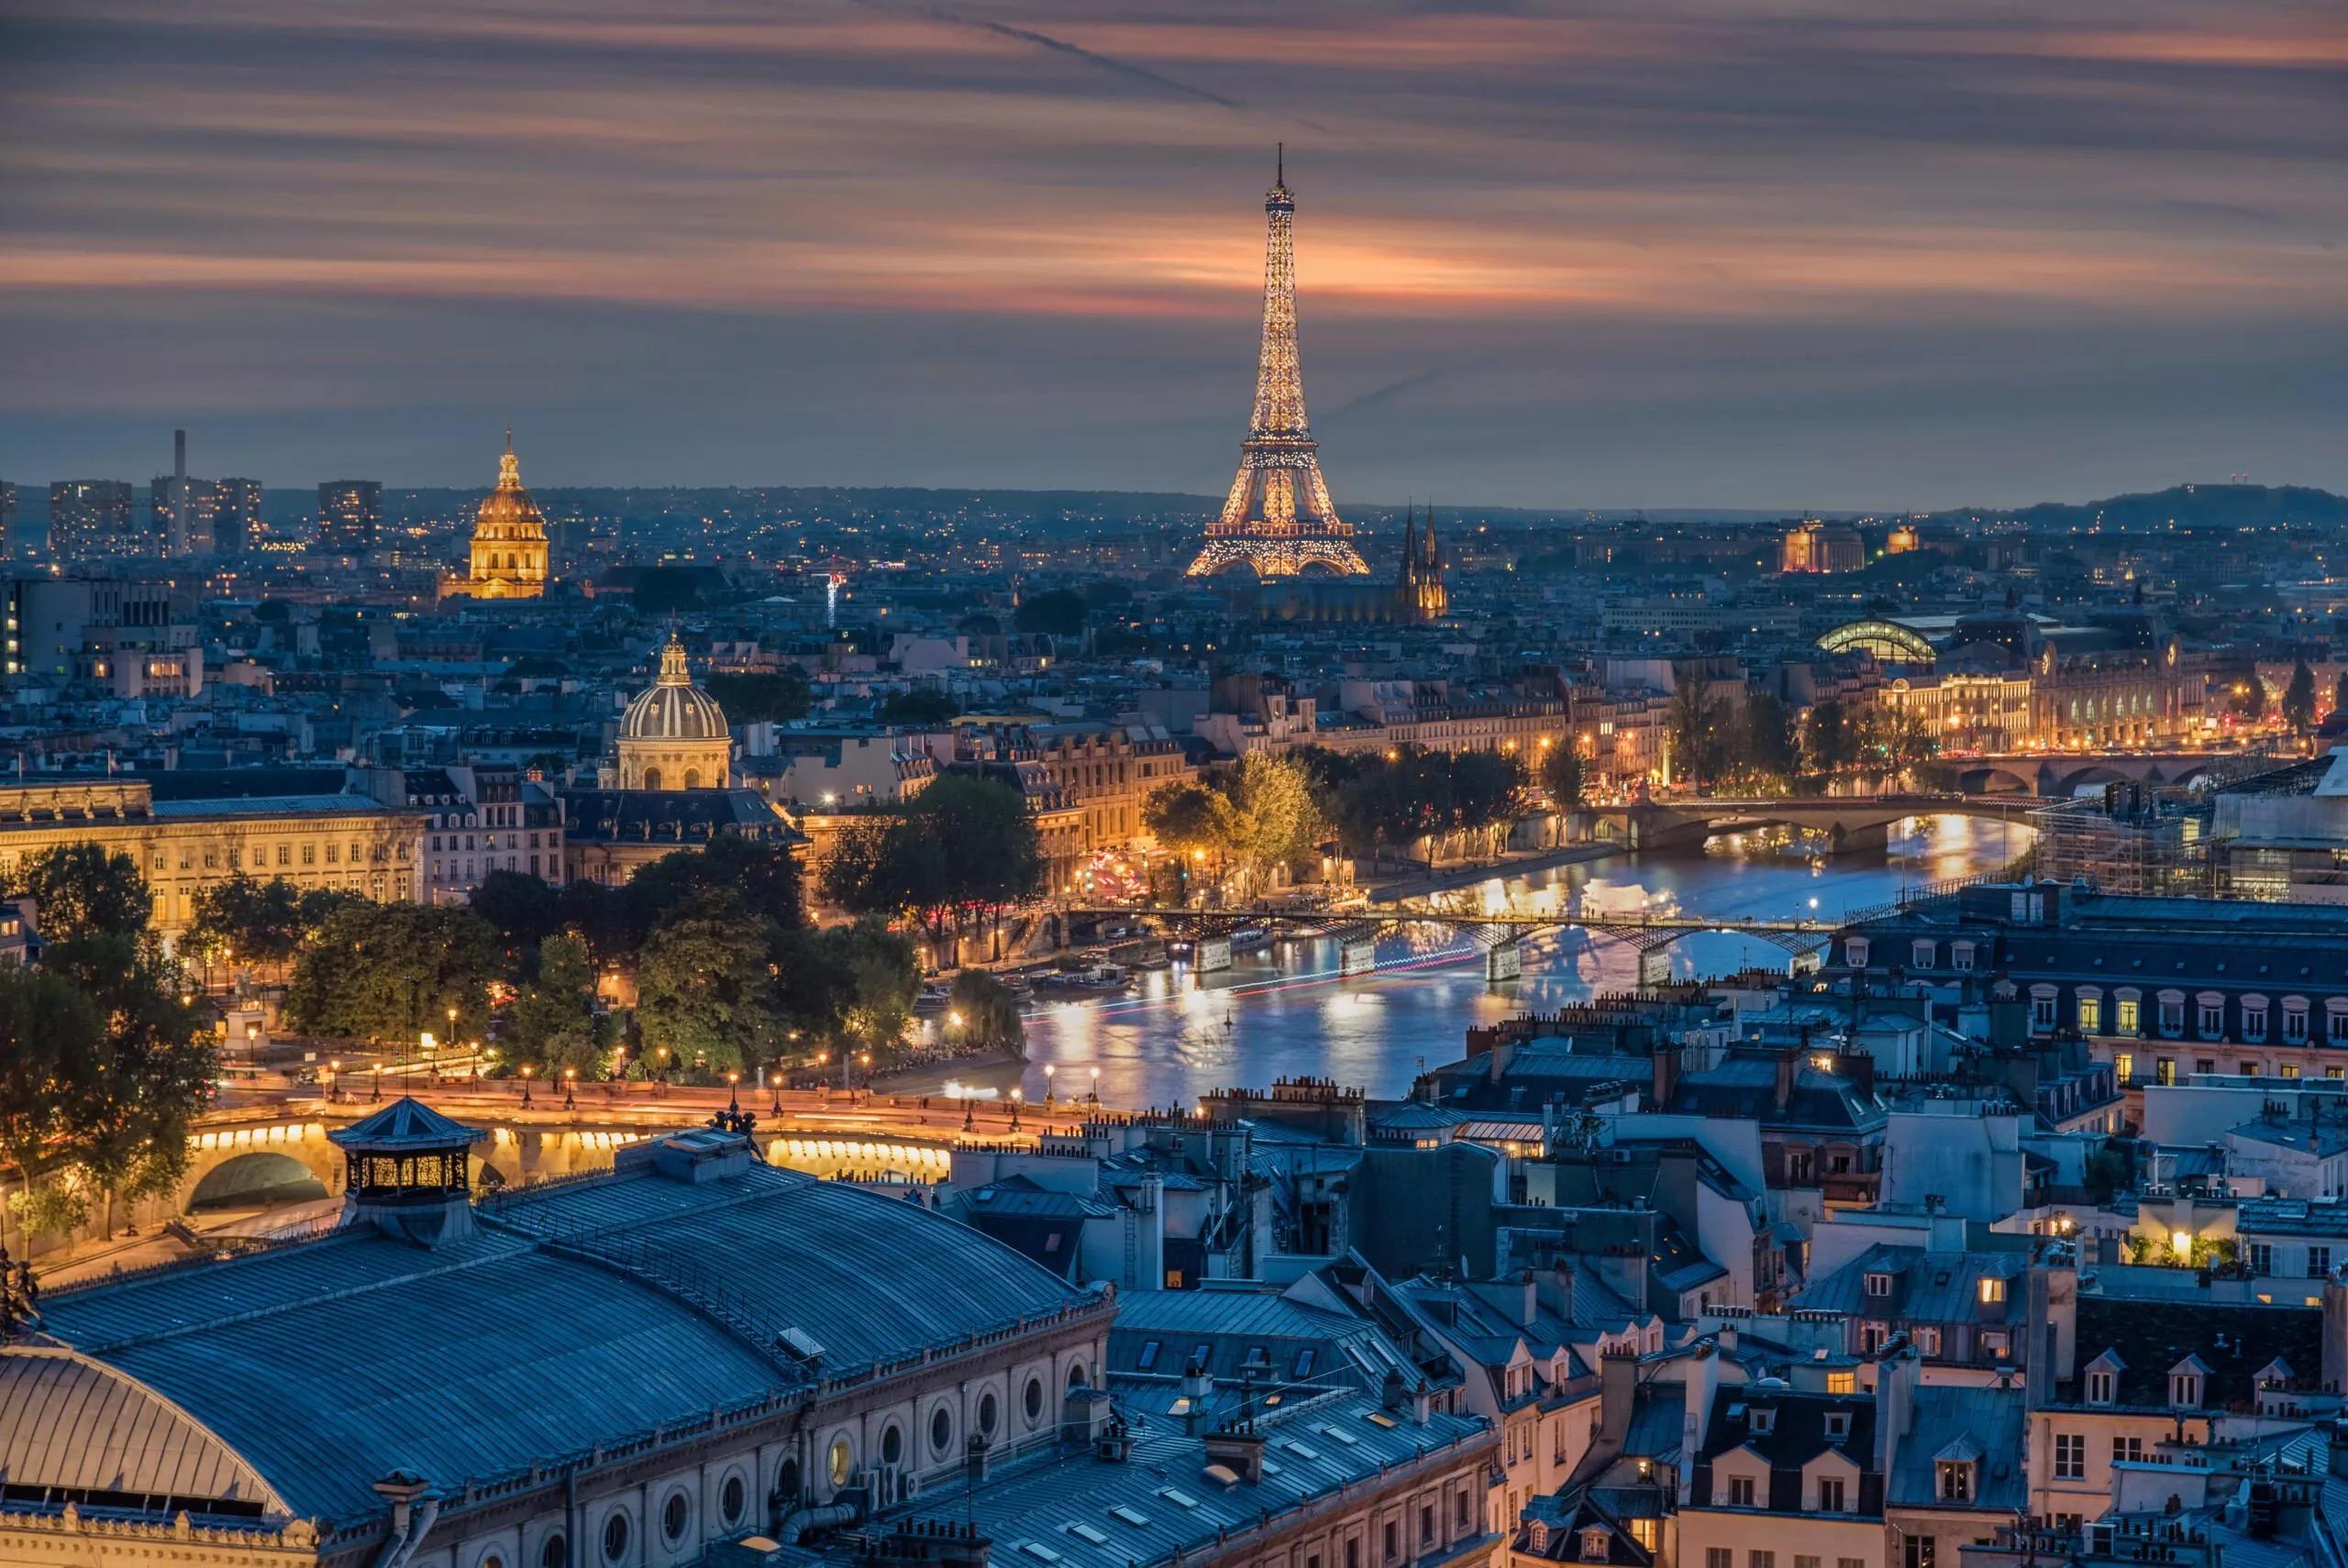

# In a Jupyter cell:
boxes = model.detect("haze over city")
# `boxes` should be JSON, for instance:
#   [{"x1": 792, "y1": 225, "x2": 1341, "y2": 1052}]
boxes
[{"x1": 6, "y1": 0, "x2": 2346, "y2": 507}]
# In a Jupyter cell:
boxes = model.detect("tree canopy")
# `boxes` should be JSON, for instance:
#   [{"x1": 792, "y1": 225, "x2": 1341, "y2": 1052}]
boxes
[
  {"x1": 284, "y1": 901, "x2": 500, "y2": 1044},
  {"x1": 14, "y1": 844, "x2": 150, "y2": 943}
]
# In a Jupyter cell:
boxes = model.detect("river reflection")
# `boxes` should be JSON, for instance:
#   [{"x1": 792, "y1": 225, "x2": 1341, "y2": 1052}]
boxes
[{"x1": 1008, "y1": 815, "x2": 2029, "y2": 1108}]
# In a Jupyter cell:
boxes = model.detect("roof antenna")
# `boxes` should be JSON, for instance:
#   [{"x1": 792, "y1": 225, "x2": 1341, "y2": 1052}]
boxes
[{"x1": 1277, "y1": 142, "x2": 1284, "y2": 187}]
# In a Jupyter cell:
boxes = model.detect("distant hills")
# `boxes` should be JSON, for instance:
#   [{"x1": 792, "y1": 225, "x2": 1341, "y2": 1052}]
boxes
[{"x1": 1928, "y1": 483, "x2": 2348, "y2": 532}]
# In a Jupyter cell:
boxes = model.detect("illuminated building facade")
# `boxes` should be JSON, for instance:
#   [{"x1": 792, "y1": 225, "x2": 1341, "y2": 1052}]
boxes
[
  {"x1": 460, "y1": 432, "x2": 549, "y2": 599},
  {"x1": 0, "y1": 778, "x2": 421, "y2": 937},
  {"x1": 1779, "y1": 518, "x2": 1865, "y2": 573},
  {"x1": 213, "y1": 477, "x2": 264, "y2": 556},
  {"x1": 1251, "y1": 504, "x2": 1447, "y2": 623},
  {"x1": 316, "y1": 479, "x2": 382, "y2": 555},
  {"x1": 1187, "y1": 155, "x2": 1370, "y2": 581},
  {"x1": 615, "y1": 634, "x2": 733, "y2": 790},
  {"x1": 49, "y1": 480, "x2": 136, "y2": 561}
]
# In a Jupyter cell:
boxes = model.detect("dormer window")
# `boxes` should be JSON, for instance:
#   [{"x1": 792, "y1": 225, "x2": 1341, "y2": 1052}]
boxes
[
  {"x1": 2087, "y1": 1371, "x2": 2114, "y2": 1405},
  {"x1": 1937, "y1": 1462, "x2": 1972, "y2": 1502},
  {"x1": 1845, "y1": 938, "x2": 1870, "y2": 968},
  {"x1": 1581, "y1": 1529, "x2": 1611, "y2": 1562},
  {"x1": 1824, "y1": 1410, "x2": 1851, "y2": 1441},
  {"x1": 2168, "y1": 1358, "x2": 2207, "y2": 1408},
  {"x1": 1748, "y1": 1407, "x2": 1776, "y2": 1435},
  {"x1": 1977, "y1": 1277, "x2": 2007, "y2": 1305},
  {"x1": 1865, "y1": 1271, "x2": 1894, "y2": 1298}
]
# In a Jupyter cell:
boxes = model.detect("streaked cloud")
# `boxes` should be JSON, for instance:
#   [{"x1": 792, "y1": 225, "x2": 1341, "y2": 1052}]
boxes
[{"x1": 0, "y1": 0, "x2": 2342, "y2": 507}]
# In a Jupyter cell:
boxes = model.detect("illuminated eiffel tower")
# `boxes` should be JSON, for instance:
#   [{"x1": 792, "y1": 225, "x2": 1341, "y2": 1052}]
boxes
[{"x1": 1187, "y1": 151, "x2": 1369, "y2": 580}]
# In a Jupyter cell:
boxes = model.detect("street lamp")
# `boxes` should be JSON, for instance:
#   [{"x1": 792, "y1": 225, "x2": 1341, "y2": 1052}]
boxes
[
  {"x1": 520, "y1": 1063, "x2": 535, "y2": 1109},
  {"x1": 562, "y1": 1066, "x2": 578, "y2": 1110},
  {"x1": 1043, "y1": 1063, "x2": 1056, "y2": 1110},
  {"x1": 1009, "y1": 1087, "x2": 1023, "y2": 1132},
  {"x1": 656, "y1": 1045, "x2": 671, "y2": 1095},
  {"x1": 1088, "y1": 1066, "x2": 1100, "y2": 1106},
  {"x1": 327, "y1": 1058, "x2": 341, "y2": 1102},
  {"x1": 768, "y1": 1066, "x2": 781, "y2": 1115},
  {"x1": 727, "y1": 1071, "x2": 742, "y2": 1114}
]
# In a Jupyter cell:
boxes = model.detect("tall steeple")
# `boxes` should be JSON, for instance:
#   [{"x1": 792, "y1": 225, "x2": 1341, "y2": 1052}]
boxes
[{"x1": 1187, "y1": 156, "x2": 1369, "y2": 581}]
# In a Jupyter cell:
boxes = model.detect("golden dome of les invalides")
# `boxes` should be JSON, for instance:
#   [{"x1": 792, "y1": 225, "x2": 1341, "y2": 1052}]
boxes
[{"x1": 460, "y1": 431, "x2": 548, "y2": 600}]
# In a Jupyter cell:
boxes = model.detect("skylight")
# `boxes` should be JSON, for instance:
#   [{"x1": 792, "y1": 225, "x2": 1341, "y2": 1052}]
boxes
[
  {"x1": 1321, "y1": 1424, "x2": 1359, "y2": 1446},
  {"x1": 1020, "y1": 1544, "x2": 1063, "y2": 1563},
  {"x1": 1158, "y1": 1487, "x2": 1200, "y2": 1509},
  {"x1": 1109, "y1": 1507, "x2": 1151, "y2": 1529},
  {"x1": 1066, "y1": 1523, "x2": 1109, "y2": 1545}
]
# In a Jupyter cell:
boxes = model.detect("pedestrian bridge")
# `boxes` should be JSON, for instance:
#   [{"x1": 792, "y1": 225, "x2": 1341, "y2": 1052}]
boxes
[{"x1": 1069, "y1": 903, "x2": 1839, "y2": 988}]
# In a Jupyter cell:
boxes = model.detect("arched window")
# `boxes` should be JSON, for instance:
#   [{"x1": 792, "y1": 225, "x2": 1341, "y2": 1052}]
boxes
[
  {"x1": 1024, "y1": 1375, "x2": 1046, "y2": 1425},
  {"x1": 642, "y1": 767, "x2": 663, "y2": 790},
  {"x1": 538, "y1": 1534, "x2": 567, "y2": 1568},
  {"x1": 776, "y1": 1455, "x2": 801, "y2": 1504},
  {"x1": 682, "y1": 768, "x2": 702, "y2": 790},
  {"x1": 828, "y1": 1434, "x2": 855, "y2": 1487}
]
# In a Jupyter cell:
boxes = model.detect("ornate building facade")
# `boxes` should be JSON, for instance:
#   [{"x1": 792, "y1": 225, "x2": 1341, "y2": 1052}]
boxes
[
  {"x1": 0, "y1": 777, "x2": 423, "y2": 937},
  {"x1": 615, "y1": 634, "x2": 732, "y2": 791},
  {"x1": 449, "y1": 432, "x2": 548, "y2": 600}
]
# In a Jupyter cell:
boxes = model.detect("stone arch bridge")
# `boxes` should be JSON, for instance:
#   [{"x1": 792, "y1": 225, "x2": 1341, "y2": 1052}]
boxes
[
  {"x1": 179, "y1": 1108, "x2": 958, "y2": 1222},
  {"x1": 1942, "y1": 751, "x2": 2260, "y2": 800}
]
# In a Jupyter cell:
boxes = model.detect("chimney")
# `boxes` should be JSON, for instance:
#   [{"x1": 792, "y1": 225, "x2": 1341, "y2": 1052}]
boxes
[
  {"x1": 1598, "y1": 1348, "x2": 1638, "y2": 1444},
  {"x1": 1535, "y1": 1259, "x2": 1577, "y2": 1322},
  {"x1": 1203, "y1": 1416, "x2": 1266, "y2": 1484},
  {"x1": 1775, "y1": 1046, "x2": 1800, "y2": 1113},
  {"x1": 1180, "y1": 1352, "x2": 1213, "y2": 1435},
  {"x1": 1063, "y1": 1385, "x2": 1115, "y2": 1446},
  {"x1": 171, "y1": 428, "x2": 190, "y2": 557},
  {"x1": 1651, "y1": 1042, "x2": 1680, "y2": 1108}
]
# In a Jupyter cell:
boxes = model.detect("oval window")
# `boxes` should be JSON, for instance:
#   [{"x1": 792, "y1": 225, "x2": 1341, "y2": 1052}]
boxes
[
  {"x1": 539, "y1": 1535, "x2": 567, "y2": 1568},
  {"x1": 1024, "y1": 1376, "x2": 1045, "y2": 1423},
  {"x1": 663, "y1": 1492, "x2": 689, "y2": 1544},
  {"x1": 828, "y1": 1434, "x2": 854, "y2": 1487},
  {"x1": 482, "y1": 1556, "x2": 507, "y2": 1568},
  {"x1": 930, "y1": 1405, "x2": 953, "y2": 1456},
  {"x1": 602, "y1": 1513, "x2": 630, "y2": 1564},
  {"x1": 722, "y1": 1474, "x2": 746, "y2": 1528},
  {"x1": 881, "y1": 1425, "x2": 904, "y2": 1465},
  {"x1": 979, "y1": 1392, "x2": 999, "y2": 1438}
]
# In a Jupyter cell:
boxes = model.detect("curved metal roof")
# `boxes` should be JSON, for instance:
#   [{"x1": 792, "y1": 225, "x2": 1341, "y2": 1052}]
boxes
[
  {"x1": 27, "y1": 1157, "x2": 1095, "y2": 1527},
  {"x1": 0, "y1": 1349, "x2": 287, "y2": 1511},
  {"x1": 1816, "y1": 618, "x2": 1938, "y2": 663}
]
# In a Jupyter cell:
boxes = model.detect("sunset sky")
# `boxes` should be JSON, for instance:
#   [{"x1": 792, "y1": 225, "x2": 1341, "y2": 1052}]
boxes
[{"x1": 4, "y1": 1, "x2": 2343, "y2": 509}]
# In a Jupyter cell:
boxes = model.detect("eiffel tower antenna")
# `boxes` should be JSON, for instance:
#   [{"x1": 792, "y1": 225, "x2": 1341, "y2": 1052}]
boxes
[{"x1": 1187, "y1": 156, "x2": 1369, "y2": 581}]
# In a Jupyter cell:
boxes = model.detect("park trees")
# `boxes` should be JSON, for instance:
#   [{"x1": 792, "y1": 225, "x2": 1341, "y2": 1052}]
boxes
[
  {"x1": 503, "y1": 933, "x2": 607, "y2": 1080},
  {"x1": 1666, "y1": 680, "x2": 1729, "y2": 790},
  {"x1": 284, "y1": 901, "x2": 500, "y2": 1046},
  {"x1": 633, "y1": 890, "x2": 786, "y2": 1081},
  {"x1": 819, "y1": 776, "x2": 1043, "y2": 957},
  {"x1": 13, "y1": 844, "x2": 150, "y2": 942},
  {"x1": 2283, "y1": 660, "x2": 2318, "y2": 735},
  {"x1": 943, "y1": 968, "x2": 1025, "y2": 1056},
  {"x1": 183, "y1": 874, "x2": 356, "y2": 976},
  {"x1": 1538, "y1": 739, "x2": 1586, "y2": 812},
  {"x1": 0, "y1": 919, "x2": 213, "y2": 1249}
]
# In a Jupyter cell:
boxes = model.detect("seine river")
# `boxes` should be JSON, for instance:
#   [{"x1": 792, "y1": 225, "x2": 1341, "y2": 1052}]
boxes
[{"x1": 1004, "y1": 815, "x2": 2029, "y2": 1109}]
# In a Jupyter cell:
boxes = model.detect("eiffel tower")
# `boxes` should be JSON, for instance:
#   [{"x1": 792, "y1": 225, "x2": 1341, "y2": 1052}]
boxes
[{"x1": 1187, "y1": 151, "x2": 1370, "y2": 580}]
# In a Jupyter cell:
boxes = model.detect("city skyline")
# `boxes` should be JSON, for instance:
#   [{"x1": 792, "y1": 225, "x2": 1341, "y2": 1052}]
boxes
[{"x1": 4, "y1": 1, "x2": 2345, "y2": 508}]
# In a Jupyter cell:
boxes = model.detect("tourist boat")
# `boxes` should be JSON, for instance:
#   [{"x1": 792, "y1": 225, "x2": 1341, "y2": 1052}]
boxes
[{"x1": 1228, "y1": 926, "x2": 1271, "y2": 953}]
